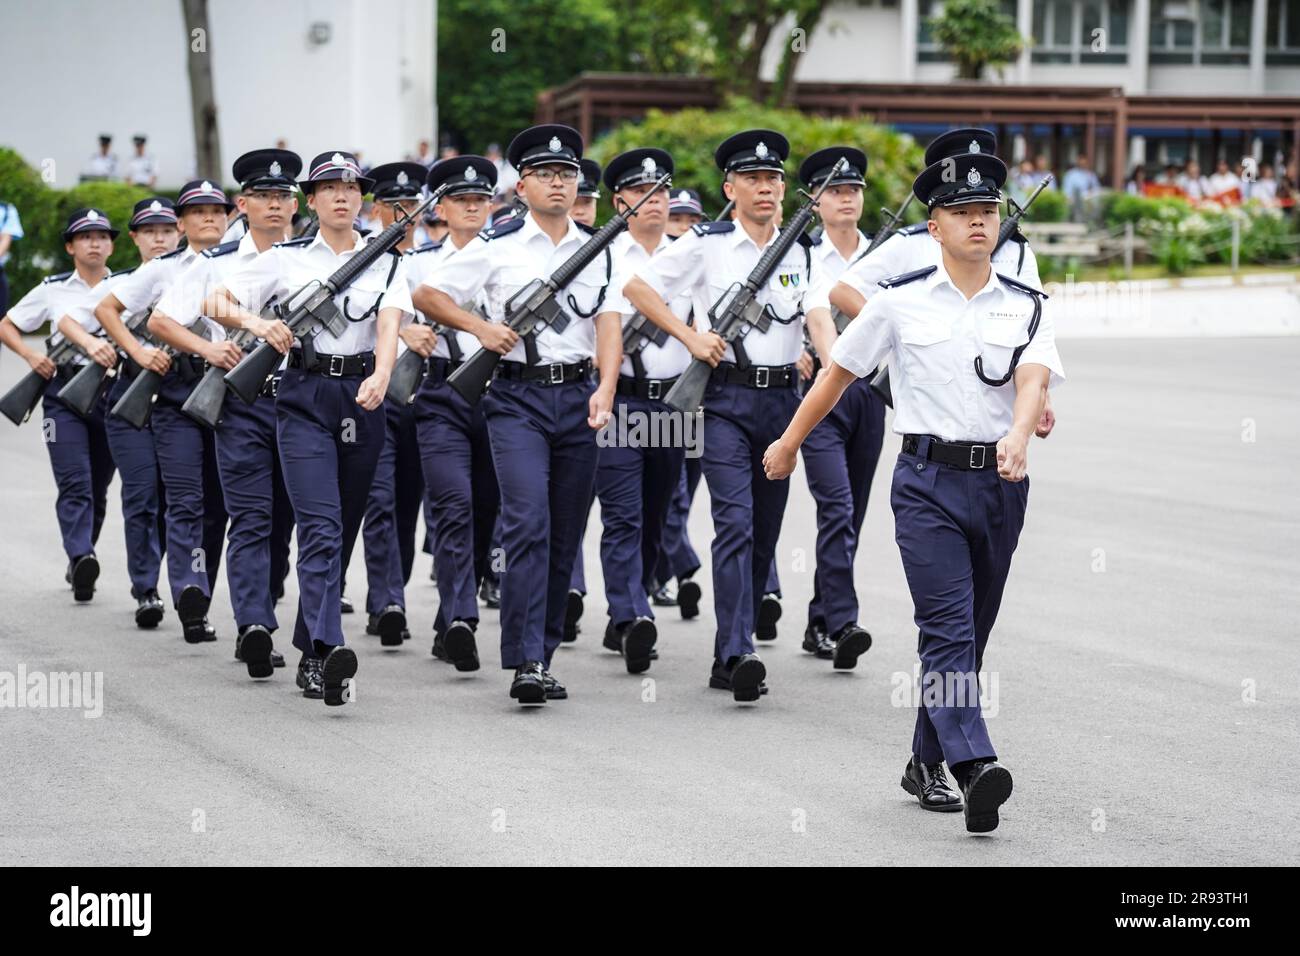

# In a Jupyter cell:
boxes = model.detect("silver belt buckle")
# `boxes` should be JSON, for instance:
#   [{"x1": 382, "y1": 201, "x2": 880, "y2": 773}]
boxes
[
  {"x1": 327, "y1": 354, "x2": 345, "y2": 377},
  {"x1": 548, "y1": 362, "x2": 564, "y2": 384},
  {"x1": 753, "y1": 366, "x2": 770, "y2": 388},
  {"x1": 969, "y1": 444, "x2": 986, "y2": 469},
  {"x1": 646, "y1": 379, "x2": 661, "y2": 400}
]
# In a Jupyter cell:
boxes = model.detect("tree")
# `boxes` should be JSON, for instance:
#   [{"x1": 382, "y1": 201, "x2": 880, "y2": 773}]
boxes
[
  {"x1": 928, "y1": 0, "x2": 1024, "y2": 80},
  {"x1": 181, "y1": 0, "x2": 222, "y2": 179}
]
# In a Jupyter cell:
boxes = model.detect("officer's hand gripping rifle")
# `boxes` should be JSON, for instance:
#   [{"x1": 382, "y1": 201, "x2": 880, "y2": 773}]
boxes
[
  {"x1": 223, "y1": 193, "x2": 435, "y2": 405},
  {"x1": 662, "y1": 156, "x2": 848, "y2": 414},
  {"x1": 0, "y1": 335, "x2": 78, "y2": 426},
  {"x1": 58, "y1": 313, "x2": 151, "y2": 419},
  {"x1": 446, "y1": 173, "x2": 672, "y2": 405},
  {"x1": 869, "y1": 173, "x2": 1055, "y2": 407},
  {"x1": 110, "y1": 321, "x2": 212, "y2": 429}
]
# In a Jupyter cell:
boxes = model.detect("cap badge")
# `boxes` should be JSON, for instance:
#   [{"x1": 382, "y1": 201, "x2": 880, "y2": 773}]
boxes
[
  {"x1": 464, "y1": 165, "x2": 478, "y2": 182},
  {"x1": 269, "y1": 161, "x2": 282, "y2": 177},
  {"x1": 641, "y1": 156, "x2": 657, "y2": 176},
  {"x1": 755, "y1": 141, "x2": 769, "y2": 159},
  {"x1": 200, "y1": 181, "x2": 214, "y2": 192},
  {"x1": 149, "y1": 200, "x2": 163, "y2": 213},
  {"x1": 396, "y1": 171, "x2": 409, "y2": 186},
  {"x1": 677, "y1": 190, "x2": 690, "y2": 202},
  {"x1": 331, "y1": 152, "x2": 345, "y2": 166},
  {"x1": 87, "y1": 210, "x2": 101, "y2": 221},
  {"x1": 548, "y1": 136, "x2": 562, "y2": 153},
  {"x1": 969, "y1": 140, "x2": 981, "y2": 154},
  {"x1": 966, "y1": 167, "x2": 982, "y2": 186}
]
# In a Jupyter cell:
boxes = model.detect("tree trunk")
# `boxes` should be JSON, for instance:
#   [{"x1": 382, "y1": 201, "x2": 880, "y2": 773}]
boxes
[
  {"x1": 182, "y1": 0, "x2": 222, "y2": 181},
  {"x1": 768, "y1": 0, "x2": 830, "y2": 107}
]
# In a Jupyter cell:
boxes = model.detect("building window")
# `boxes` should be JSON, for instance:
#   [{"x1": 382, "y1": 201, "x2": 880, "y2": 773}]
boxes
[
  {"x1": 1032, "y1": 0, "x2": 1130, "y2": 64},
  {"x1": 1267, "y1": 0, "x2": 1300, "y2": 64},
  {"x1": 918, "y1": 0, "x2": 1019, "y2": 62},
  {"x1": 1151, "y1": 0, "x2": 1253, "y2": 65}
]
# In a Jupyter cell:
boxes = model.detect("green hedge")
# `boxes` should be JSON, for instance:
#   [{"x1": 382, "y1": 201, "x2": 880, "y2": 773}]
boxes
[{"x1": 589, "y1": 97, "x2": 926, "y2": 232}]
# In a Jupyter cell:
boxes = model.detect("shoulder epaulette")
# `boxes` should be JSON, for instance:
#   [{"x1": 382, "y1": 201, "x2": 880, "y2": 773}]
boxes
[
  {"x1": 691, "y1": 220, "x2": 735, "y2": 237},
  {"x1": 110, "y1": 266, "x2": 137, "y2": 277},
  {"x1": 877, "y1": 265, "x2": 937, "y2": 289},
  {"x1": 42, "y1": 270, "x2": 74, "y2": 284},
  {"x1": 202, "y1": 239, "x2": 241, "y2": 259},
  {"x1": 797, "y1": 231, "x2": 821, "y2": 248},
  {"x1": 574, "y1": 220, "x2": 598, "y2": 236},
  {"x1": 273, "y1": 236, "x2": 313, "y2": 249},
  {"x1": 410, "y1": 240, "x2": 444, "y2": 255},
  {"x1": 480, "y1": 217, "x2": 525, "y2": 241},
  {"x1": 996, "y1": 272, "x2": 1047, "y2": 298},
  {"x1": 901, "y1": 222, "x2": 929, "y2": 236},
  {"x1": 156, "y1": 247, "x2": 186, "y2": 261}
]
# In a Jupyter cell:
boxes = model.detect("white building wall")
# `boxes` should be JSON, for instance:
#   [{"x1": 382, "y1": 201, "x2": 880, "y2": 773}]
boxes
[
  {"x1": 759, "y1": 5, "x2": 905, "y2": 82},
  {"x1": 0, "y1": 0, "x2": 435, "y2": 189}
]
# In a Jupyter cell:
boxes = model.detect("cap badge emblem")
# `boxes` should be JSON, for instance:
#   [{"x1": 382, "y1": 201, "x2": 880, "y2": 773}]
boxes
[
  {"x1": 755, "y1": 141, "x2": 769, "y2": 159},
  {"x1": 969, "y1": 140, "x2": 981, "y2": 154},
  {"x1": 464, "y1": 165, "x2": 478, "y2": 181},
  {"x1": 677, "y1": 190, "x2": 690, "y2": 202},
  {"x1": 269, "y1": 161, "x2": 282, "y2": 176},
  {"x1": 966, "y1": 167, "x2": 982, "y2": 186},
  {"x1": 331, "y1": 152, "x2": 345, "y2": 166},
  {"x1": 149, "y1": 200, "x2": 162, "y2": 213},
  {"x1": 87, "y1": 210, "x2": 100, "y2": 221},
  {"x1": 548, "y1": 136, "x2": 562, "y2": 153},
  {"x1": 396, "y1": 171, "x2": 409, "y2": 186},
  {"x1": 641, "y1": 156, "x2": 656, "y2": 175},
  {"x1": 200, "y1": 181, "x2": 214, "y2": 192}
]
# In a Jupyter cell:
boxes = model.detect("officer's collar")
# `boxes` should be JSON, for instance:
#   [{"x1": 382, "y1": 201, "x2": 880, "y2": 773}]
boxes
[
  {"x1": 728, "y1": 218, "x2": 782, "y2": 253},
  {"x1": 819, "y1": 228, "x2": 869, "y2": 264},
  {"x1": 237, "y1": 231, "x2": 262, "y2": 259},
  {"x1": 309, "y1": 228, "x2": 367, "y2": 255},
  {"x1": 927, "y1": 259, "x2": 1000, "y2": 302},
  {"x1": 520, "y1": 209, "x2": 585, "y2": 248}
]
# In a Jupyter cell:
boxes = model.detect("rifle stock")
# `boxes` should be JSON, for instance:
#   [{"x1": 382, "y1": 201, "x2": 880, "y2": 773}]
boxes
[
  {"x1": 58, "y1": 360, "x2": 113, "y2": 418},
  {"x1": 386, "y1": 346, "x2": 427, "y2": 404},
  {"x1": 0, "y1": 368, "x2": 53, "y2": 425},
  {"x1": 446, "y1": 346, "x2": 502, "y2": 404},
  {"x1": 110, "y1": 367, "x2": 165, "y2": 429},
  {"x1": 660, "y1": 355, "x2": 714, "y2": 415}
]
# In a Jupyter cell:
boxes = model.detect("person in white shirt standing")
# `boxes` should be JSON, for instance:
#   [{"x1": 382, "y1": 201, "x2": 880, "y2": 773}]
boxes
[
  {"x1": 764, "y1": 148, "x2": 1065, "y2": 834},
  {"x1": 126, "y1": 134, "x2": 158, "y2": 188}
]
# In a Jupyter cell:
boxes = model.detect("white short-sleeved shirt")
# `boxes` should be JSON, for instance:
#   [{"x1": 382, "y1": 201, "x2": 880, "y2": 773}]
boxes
[
  {"x1": 156, "y1": 232, "x2": 279, "y2": 343},
  {"x1": 421, "y1": 211, "x2": 611, "y2": 365},
  {"x1": 631, "y1": 220, "x2": 812, "y2": 367},
  {"x1": 831, "y1": 262, "x2": 1065, "y2": 443},
  {"x1": 221, "y1": 230, "x2": 414, "y2": 356},
  {"x1": 126, "y1": 154, "x2": 158, "y2": 186},
  {"x1": 602, "y1": 230, "x2": 692, "y2": 380},
  {"x1": 801, "y1": 229, "x2": 871, "y2": 316},
  {"x1": 112, "y1": 245, "x2": 200, "y2": 317},
  {"x1": 403, "y1": 239, "x2": 482, "y2": 361},
  {"x1": 7, "y1": 267, "x2": 120, "y2": 366}
]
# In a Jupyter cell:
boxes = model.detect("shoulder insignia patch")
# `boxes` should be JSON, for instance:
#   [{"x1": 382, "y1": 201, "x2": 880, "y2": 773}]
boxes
[
  {"x1": 42, "y1": 270, "x2": 74, "y2": 284},
  {"x1": 410, "y1": 240, "x2": 444, "y2": 255},
  {"x1": 901, "y1": 222, "x2": 930, "y2": 236},
  {"x1": 996, "y1": 272, "x2": 1047, "y2": 299},
  {"x1": 691, "y1": 220, "x2": 735, "y2": 237},
  {"x1": 273, "y1": 236, "x2": 314, "y2": 249},
  {"x1": 156, "y1": 247, "x2": 187, "y2": 260},
  {"x1": 480, "y1": 216, "x2": 526, "y2": 241},
  {"x1": 202, "y1": 239, "x2": 241, "y2": 259},
  {"x1": 877, "y1": 265, "x2": 937, "y2": 289}
]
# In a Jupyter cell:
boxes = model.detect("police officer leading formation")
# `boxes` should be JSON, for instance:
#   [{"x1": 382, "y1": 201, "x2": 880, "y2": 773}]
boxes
[{"x1": 0, "y1": 122, "x2": 1062, "y2": 834}]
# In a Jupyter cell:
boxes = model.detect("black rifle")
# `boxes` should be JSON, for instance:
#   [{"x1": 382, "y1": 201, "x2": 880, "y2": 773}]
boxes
[
  {"x1": 0, "y1": 335, "x2": 77, "y2": 425},
  {"x1": 446, "y1": 173, "x2": 671, "y2": 405},
  {"x1": 59, "y1": 310, "x2": 154, "y2": 419},
  {"x1": 110, "y1": 322, "x2": 212, "y2": 429},
  {"x1": 224, "y1": 194, "x2": 435, "y2": 404},
  {"x1": 663, "y1": 157, "x2": 848, "y2": 414},
  {"x1": 181, "y1": 322, "x2": 262, "y2": 428},
  {"x1": 869, "y1": 174, "x2": 1055, "y2": 407},
  {"x1": 828, "y1": 194, "x2": 916, "y2": 334}
]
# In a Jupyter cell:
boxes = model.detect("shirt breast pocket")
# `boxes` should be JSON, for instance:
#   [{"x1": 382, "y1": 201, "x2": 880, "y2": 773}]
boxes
[
  {"x1": 562, "y1": 263, "x2": 608, "y2": 320},
  {"x1": 978, "y1": 321, "x2": 1027, "y2": 384},
  {"x1": 898, "y1": 322, "x2": 954, "y2": 385},
  {"x1": 341, "y1": 276, "x2": 386, "y2": 324},
  {"x1": 765, "y1": 273, "x2": 803, "y2": 322}
]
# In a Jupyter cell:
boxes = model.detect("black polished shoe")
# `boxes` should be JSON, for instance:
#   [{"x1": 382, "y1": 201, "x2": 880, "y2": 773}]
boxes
[
  {"x1": 444, "y1": 620, "x2": 480, "y2": 672},
  {"x1": 708, "y1": 654, "x2": 767, "y2": 702},
  {"x1": 510, "y1": 661, "x2": 546, "y2": 704},
  {"x1": 430, "y1": 630, "x2": 451, "y2": 662},
  {"x1": 962, "y1": 761, "x2": 1014, "y2": 833},
  {"x1": 271, "y1": 649, "x2": 285, "y2": 668},
  {"x1": 365, "y1": 614, "x2": 381, "y2": 636},
  {"x1": 542, "y1": 669, "x2": 567, "y2": 700},
  {"x1": 831, "y1": 623, "x2": 872, "y2": 670},
  {"x1": 479, "y1": 577, "x2": 501, "y2": 609},
  {"x1": 562, "y1": 590, "x2": 583, "y2": 642},
  {"x1": 297, "y1": 655, "x2": 324, "y2": 699},
  {"x1": 69, "y1": 554, "x2": 100, "y2": 603},
  {"x1": 649, "y1": 583, "x2": 677, "y2": 607},
  {"x1": 802, "y1": 621, "x2": 830, "y2": 657},
  {"x1": 237, "y1": 624, "x2": 274, "y2": 679},
  {"x1": 322, "y1": 646, "x2": 358, "y2": 706},
  {"x1": 200, "y1": 620, "x2": 217, "y2": 642},
  {"x1": 900, "y1": 756, "x2": 963, "y2": 813},
  {"x1": 756, "y1": 593, "x2": 781, "y2": 641},
  {"x1": 621, "y1": 617, "x2": 657, "y2": 675},
  {"x1": 677, "y1": 578, "x2": 701, "y2": 620},
  {"x1": 177, "y1": 585, "x2": 211, "y2": 644},
  {"x1": 134, "y1": 589, "x2": 164, "y2": 629},
  {"x1": 339, "y1": 593, "x2": 354, "y2": 614},
  {"x1": 376, "y1": 604, "x2": 406, "y2": 648},
  {"x1": 602, "y1": 620, "x2": 624, "y2": 653}
]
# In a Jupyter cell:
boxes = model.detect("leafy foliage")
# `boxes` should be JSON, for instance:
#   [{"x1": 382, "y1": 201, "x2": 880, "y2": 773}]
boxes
[{"x1": 928, "y1": 0, "x2": 1025, "y2": 79}]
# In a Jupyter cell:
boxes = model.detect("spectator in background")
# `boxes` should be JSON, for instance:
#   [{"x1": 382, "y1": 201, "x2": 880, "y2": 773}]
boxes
[
  {"x1": 438, "y1": 142, "x2": 459, "y2": 162},
  {"x1": 412, "y1": 139, "x2": 435, "y2": 168},
  {"x1": 1247, "y1": 163, "x2": 1278, "y2": 205},
  {"x1": 1207, "y1": 160, "x2": 1241, "y2": 201},
  {"x1": 1062, "y1": 155, "x2": 1102, "y2": 220},
  {"x1": 1125, "y1": 165, "x2": 1148, "y2": 195},
  {"x1": 0, "y1": 198, "x2": 23, "y2": 315},
  {"x1": 1154, "y1": 163, "x2": 1180, "y2": 185},
  {"x1": 1177, "y1": 161, "x2": 1212, "y2": 201},
  {"x1": 1010, "y1": 160, "x2": 1041, "y2": 206},
  {"x1": 1277, "y1": 159, "x2": 1297, "y2": 207},
  {"x1": 353, "y1": 151, "x2": 372, "y2": 177},
  {"x1": 82, "y1": 134, "x2": 118, "y2": 182},
  {"x1": 125, "y1": 134, "x2": 158, "y2": 187},
  {"x1": 1033, "y1": 154, "x2": 1054, "y2": 186},
  {"x1": 487, "y1": 142, "x2": 518, "y2": 196}
]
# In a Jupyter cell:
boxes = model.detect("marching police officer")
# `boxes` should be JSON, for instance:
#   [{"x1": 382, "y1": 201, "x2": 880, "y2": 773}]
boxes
[
  {"x1": 205, "y1": 151, "x2": 411, "y2": 705},
  {"x1": 665, "y1": 187, "x2": 705, "y2": 238},
  {"x1": 414, "y1": 124, "x2": 622, "y2": 705},
  {"x1": 409, "y1": 154, "x2": 501, "y2": 671},
  {"x1": 89, "y1": 197, "x2": 180, "y2": 626},
  {"x1": 0, "y1": 208, "x2": 119, "y2": 601},
  {"x1": 764, "y1": 147, "x2": 1065, "y2": 833},
  {"x1": 793, "y1": 146, "x2": 881, "y2": 669},
  {"x1": 150, "y1": 149, "x2": 302, "y2": 678},
  {"x1": 591, "y1": 147, "x2": 689, "y2": 673},
  {"x1": 358, "y1": 161, "x2": 434, "y2": 647},
  {"x1": 623, "y1": 129, "x2": 815, "y2": 702}
]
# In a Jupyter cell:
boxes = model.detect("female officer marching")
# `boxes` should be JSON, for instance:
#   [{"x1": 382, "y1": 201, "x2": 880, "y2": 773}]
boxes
[{"x1": 205, "y1": 151, "x2": 412, "y2": 706}]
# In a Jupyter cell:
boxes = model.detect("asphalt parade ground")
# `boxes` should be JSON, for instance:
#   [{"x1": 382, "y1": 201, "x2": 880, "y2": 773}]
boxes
[{"x1": 1, "y1": 336, "x2": 1296, "y2": 866}]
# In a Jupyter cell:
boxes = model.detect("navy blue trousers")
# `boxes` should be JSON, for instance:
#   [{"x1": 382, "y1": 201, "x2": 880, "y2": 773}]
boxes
[
  {"x1": 414, "y1": 371, "x2": 499, "y2": 633},
  {"x1": 105, "y1": 369, "x2": 165, "y2": 596},
  {"x1": 891, "y1": 439, "x2": 1028, "y2": 767},
  {"x1": 568, "y1": 488, "x2": 597, "y2": 595},
  {"x1": 800, "y1": 376, "x2": 885, "y2": 633},
  {"x1": 700, "y1": 379, "x2": 799, "y2": 664},
  {"x1": 42, "y1": 369, "x2": 115, "y2": 562},
  {"x1": 215, "y1": 391, "x2": 294, "y2": 631},
  {"x1": 362, "y1": 397, "x2": 425, "y2": 615},
  {"x1": 655, "y1": 456, "x2": 702, "y2": 586},
  {"x1": 482, "y1": 377, "x2": 596, "y2": 669},
  {"x1": 152, "y1": 370, "x2": 226, "y2": 605},
  {"x1": 275, "y1": 368, "x2": 384, "y2": 653},
  {"x1": 595, "y1": 393, "x2": 684, "y2": 625}
]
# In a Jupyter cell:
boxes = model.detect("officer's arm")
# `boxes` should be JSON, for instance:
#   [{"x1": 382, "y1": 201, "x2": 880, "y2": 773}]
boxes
[
  {"x1": 622, "y1": 276, "x2": 723, "y2": 365},
  {"x1": 94, "y1": 293, "x2": 141, "y2": 358},
  {"x1": 827, "y1": 282, "x2": 866, "y2": 320},
  {"x1": 588, "y1": 310, "x2": 621, "y2": 429},
  {"x1": 805, "y1": 302, "x2": 837, "y2": 369},
  {"x1": 56, "y1": 314, "x2": 116, "y2": 367},
  {"x1": 148, "y1": 309, "x2": 223, "y2": 360},
  {"x1": 998, "y1": 363, "x2": 1049, "y2": 482},
  {"x1": 762, "y1": 363, "x2": 857, "y2": 480},
  {"x1": 356, "y1": 305, "x2": 402, "y2": 413},
  {"x1": 1, "y1": 287, "x2": 56, "y2": 376}
]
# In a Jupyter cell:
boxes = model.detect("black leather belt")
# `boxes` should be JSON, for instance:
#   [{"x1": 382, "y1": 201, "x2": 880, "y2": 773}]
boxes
[
  {"x1": 288, "y1": 349, "x2": 375, "y2": 377},
  {"x1": 616, "y1": 374, "x2": 677, "y2": 400},
  {"x1": 902, "y1": 434, "x2": 1000, "y2": 471},
  {"x1": 425, "y1": 356, "x2": 464, "y2": 383},
  {"x1": 495, "y1": 359, "x2": 591, "y2": 385},
  {"x1": 711, "y1": 363, "x2": 797, "y2": 389}
]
